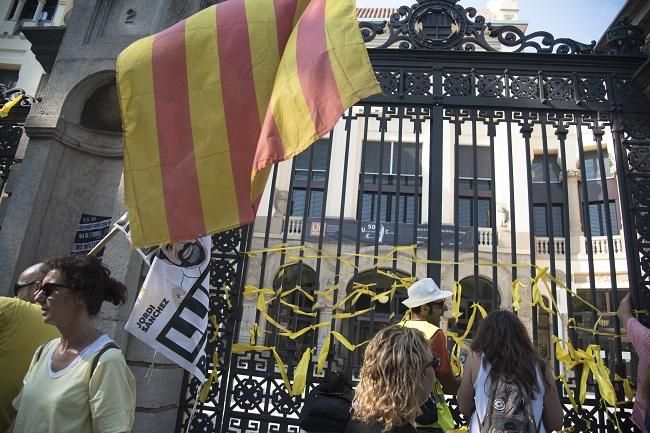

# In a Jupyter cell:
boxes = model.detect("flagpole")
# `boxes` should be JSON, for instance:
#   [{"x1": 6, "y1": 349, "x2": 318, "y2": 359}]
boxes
[{"x1": 88, "y1": 226, "x2": 121, "y2": 256}]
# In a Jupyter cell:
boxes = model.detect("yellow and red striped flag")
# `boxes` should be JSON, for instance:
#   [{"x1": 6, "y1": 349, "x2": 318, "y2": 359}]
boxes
[{"x1": 117, "y1": 0, "x2": 380, "y2": 248}]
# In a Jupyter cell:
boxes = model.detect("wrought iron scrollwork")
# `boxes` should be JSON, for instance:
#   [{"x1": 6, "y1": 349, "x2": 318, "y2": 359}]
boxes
[
  {"x1": 0, "y1": 84, "x2": 37, "y2": 109},
  {"x1": 360, "y1": 0, "x2": 494, "y2": 51},
  {"x1": 359, "y1": 0, "x2": 599, "y2": 54},
  {"x1": 603, "y1": 17, "x2": 646, "y2": 56},
  {"x1": 488, "y1": 26, "x2": 595, "y2": 54},
  {"x1": 359, "y1": 21, "x2": 386, "y2": 43}
]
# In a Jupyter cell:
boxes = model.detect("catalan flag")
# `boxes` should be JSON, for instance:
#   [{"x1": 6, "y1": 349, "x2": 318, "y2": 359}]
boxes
[{"x1": 117, "y1": 0, "x2": 380, "y2": 248}]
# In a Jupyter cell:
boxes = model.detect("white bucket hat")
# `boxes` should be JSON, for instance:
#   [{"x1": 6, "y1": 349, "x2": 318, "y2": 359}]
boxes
[{"x1": 401, "y1": 278, "x2": 452, "y2": 309}]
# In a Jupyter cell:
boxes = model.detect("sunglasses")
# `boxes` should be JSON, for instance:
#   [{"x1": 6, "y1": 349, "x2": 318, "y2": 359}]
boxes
[
  {"x1": 13, "y1": 280, "x2": 36, "y2": 295},
  {"x1": 38, "y1": 282, "x2": 70, "y2": 297},
  {"x1": 430, "y1": 300, "x2": 446, "y2": 308}
]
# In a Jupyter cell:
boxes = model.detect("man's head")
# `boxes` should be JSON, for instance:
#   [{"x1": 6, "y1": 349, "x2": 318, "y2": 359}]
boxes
[
  {"x1": 157, "y1": 241, "x2": 206, "y2": 268},
  {"x1": 402, "y1": 278, "x2": 452, "y2": 326},
  {"x1": 14, "y1": 262, "x2": 47, "y2": 302}
]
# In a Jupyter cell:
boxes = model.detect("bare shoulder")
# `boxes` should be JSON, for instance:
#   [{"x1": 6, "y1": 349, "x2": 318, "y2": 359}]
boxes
[{"x1": 464, "y1": 350, "x2": 481, "y2": 380}]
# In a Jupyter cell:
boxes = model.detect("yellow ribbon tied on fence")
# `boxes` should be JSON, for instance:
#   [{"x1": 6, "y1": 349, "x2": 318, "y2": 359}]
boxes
[
  {"x1": 292, "y1": 347, "x2": 313, "y2": 396},
  {"x1": 233, "y1": 344, "x2": 293, "y2": 394},
  {"x1": 317, "y1": 331, "x2": 368, "y2": 374},
  {"x1": 511, "y1": 278, "x2": 526, "y2": 312},
  {"x1": 0, "y1": 94, "x2": 22, "y2": 118},
  {"x1": 531, "y1": 267, "x2": 555, "y2": 315},
  {"x1": 451, "y1": 281, "x2": 463, "y2": 321},
  {"x1": 553, "y1": 337, "x2": 616, "y2": 407},
  {"x1": 199, "y1": 351, "x2": 219, "y2": 402}
]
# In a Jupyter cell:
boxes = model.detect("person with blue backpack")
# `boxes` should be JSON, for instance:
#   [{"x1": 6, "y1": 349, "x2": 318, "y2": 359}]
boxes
[{"x1": 456, "y1": 310, "x2": 563, "y2": 433}]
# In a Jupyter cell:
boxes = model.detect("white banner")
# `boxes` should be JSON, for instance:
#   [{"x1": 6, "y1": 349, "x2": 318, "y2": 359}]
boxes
[{"x1": 125, "y1": 236, "x2": 212, "y2": 381}]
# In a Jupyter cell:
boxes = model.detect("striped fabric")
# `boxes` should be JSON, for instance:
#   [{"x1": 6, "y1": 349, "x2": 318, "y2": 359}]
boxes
[{"x1": 117, "y1": 0, "x2": 380, "y2": 248}]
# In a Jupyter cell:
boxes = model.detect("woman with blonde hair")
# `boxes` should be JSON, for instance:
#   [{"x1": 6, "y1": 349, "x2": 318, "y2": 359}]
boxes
[{"x1": 345, "y1": 326, "x2": 436, "y2": 433}]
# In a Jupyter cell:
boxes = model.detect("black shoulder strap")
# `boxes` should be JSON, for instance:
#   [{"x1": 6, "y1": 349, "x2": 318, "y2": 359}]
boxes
[
  {"x1": 35, "y1": 339, "x2": 55, "y2": 362},
  {"x1": 35, "y1": 343, "x2": 46, "y2": 362},
  {"x1": 90, "y1": 342, "x2": 120, "y2": 376}
]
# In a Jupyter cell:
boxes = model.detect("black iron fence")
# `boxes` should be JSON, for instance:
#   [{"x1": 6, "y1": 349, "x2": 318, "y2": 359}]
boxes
[{"x1": 177, "y1": 2, "x2": 650, "y2": 432}]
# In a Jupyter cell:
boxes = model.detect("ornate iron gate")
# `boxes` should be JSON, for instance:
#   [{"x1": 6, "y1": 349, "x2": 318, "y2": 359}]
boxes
[
  {"x1": 0, "y1": 86, "x2": 34, "y2": 201},
  {"x1": 177, "y1": 1, "x2": 650, "y2": 432}
]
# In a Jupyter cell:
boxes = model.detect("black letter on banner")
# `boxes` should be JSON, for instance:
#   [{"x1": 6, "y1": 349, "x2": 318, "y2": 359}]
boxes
[{"x1": 156, "y1": 267, "x2": 210, "y2": 363}]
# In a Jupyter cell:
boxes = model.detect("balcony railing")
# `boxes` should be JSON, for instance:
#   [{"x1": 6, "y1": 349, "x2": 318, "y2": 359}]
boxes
[
  {"x1": 287, "y1": 216, "x2": 303, "y2": 239},
  {"x1": 478, "y1": 227, "x2": 493, "y2": 251},
  {"x1": 284, "y1": 218, "x2": 626, "y2": 260},
  {"x1": 535, "y1": 235, "x2": 626, "y2": 258},
  {"x1": 588, "y1": 235, "x2": 625, "y2": 257},
  {"x1": 536, "y1": 237, "x2": 566, "y2": 256}
]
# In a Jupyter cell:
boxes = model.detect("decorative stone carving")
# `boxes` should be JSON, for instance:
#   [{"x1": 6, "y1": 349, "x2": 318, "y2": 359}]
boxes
[{"x1": 272, "y1": 190, "x2": 288, "y2": 217}]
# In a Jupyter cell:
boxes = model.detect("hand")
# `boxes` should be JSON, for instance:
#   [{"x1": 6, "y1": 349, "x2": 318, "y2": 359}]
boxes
[{"x1": 616, "y1": 293, "x2": 633, "y2": 324}]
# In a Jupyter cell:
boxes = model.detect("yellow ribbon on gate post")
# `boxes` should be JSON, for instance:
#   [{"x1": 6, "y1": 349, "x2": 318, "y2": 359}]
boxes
[
  {"x1": 511, "y1": 279, "x2": 526, "y2": 312},
  {"x1": 451, "y1": 281, "x2": 463, "y2": 321}
]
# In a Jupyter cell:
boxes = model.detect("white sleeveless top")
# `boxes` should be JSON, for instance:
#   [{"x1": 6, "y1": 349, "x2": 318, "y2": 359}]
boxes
[{"x1": 469, "y1": 356, "x2": 546, "y2": 433}]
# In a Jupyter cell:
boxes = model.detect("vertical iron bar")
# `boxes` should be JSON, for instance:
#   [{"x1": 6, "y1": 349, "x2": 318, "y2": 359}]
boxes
[
  {"x1": 428, "y1": 67, "x2": 444, "y2": 283},
  {"x1": 575, "y1": 114, "x2": 604, "y2": 430},
  {"x1": 412, "y1": 109, "x2": 423, "y2": 278},
  {"x1": 471, "y1": 109, "x2": 479, "y2": 305},
  {"x1": 522, "y1": 115, "x2": 539, "y2": 343},
  {"x1": 506, "y1": 111, "x2": 518, "y2": 291},
  {"x1": 556, "y1": 116, "x2": 577, "y2": 409},
  {"x1": 335, "y1": 108, "x2": 355, "y2": 379},
  {"x1": 540, "y1": 113, "x2": 560, "y2": 376},
  {"x1": 453, "y1": 112, "x2": 462, "y2": 286},
  {"x1": 593, "y1": 115, "x2": 624, "y2": 394},
  {"x1": 487, "y1": 111, "x2": 498, "y2": 308}
]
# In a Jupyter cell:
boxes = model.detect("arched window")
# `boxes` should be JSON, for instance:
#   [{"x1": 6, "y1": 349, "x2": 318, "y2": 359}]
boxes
[
  {"x1": 79, "y1": 81, "x2": 122, "y2": 133},
  {"x1": 455, "y1": 276, "x2": 500, "y2": 339},
  {"x1": 268, "y1": 262, "x2": 318, "y2": 362}
]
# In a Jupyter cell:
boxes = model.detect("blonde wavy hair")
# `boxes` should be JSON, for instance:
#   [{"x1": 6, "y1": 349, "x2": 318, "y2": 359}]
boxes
[{"x1": 353, "y1": 326, "x2": 432, "y2": 432}]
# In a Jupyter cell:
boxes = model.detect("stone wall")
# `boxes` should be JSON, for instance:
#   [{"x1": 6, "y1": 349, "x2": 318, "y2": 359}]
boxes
[{"x1": 0, "y1": 2, "x2": 202, "y2": 432}]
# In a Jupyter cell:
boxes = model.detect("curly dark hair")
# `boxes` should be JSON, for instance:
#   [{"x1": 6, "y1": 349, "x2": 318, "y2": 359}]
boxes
[
  {"x1": 45, "y1": 255, "x2": 128, "y2": 316},
  {"x1": 470, "y1": 310, "x2": 549, "y2": 397}
]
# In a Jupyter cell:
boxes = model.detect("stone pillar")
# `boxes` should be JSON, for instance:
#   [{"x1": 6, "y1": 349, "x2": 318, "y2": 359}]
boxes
[
  {"x1": 9, "y1": 0, "x2": 26, "y2": 33},
  {"x1": 566, "y1": 169, "x2": 583, "y2": 254},
  {"x1": 33, "y1": 0, "x2": 46, "y2": 21},
  {"x1": 10, "y1": 0, "x2": 26, "y2": 20}
]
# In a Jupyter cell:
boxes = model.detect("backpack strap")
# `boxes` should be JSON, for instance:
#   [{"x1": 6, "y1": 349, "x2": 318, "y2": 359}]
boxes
[
  {"x1": 90, "y1": 342, "x2": 120, "y2": 376},
  {"x1": 35, "y1": 339, "x2": 56, "y2": 362},
  {"x1": 35, "y1": 343, "x2": 47, "y2": 362},
  {"x1": 535, "y1": 413, "x2": 543, "y2": 433}
]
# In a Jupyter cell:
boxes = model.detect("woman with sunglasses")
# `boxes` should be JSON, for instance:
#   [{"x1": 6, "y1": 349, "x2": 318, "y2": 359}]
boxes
[
  {"x1": 345, "y1": 326, "x2": 435, "y2": 433},
  {"x1": 9, "y1": 255, "x2": 136, "y2": 433}
]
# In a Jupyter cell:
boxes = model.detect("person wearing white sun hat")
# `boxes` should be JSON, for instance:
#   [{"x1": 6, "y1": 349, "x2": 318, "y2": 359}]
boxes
[{"x1": 399, "y1": 278, "x2": 459, "y2": 433}]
